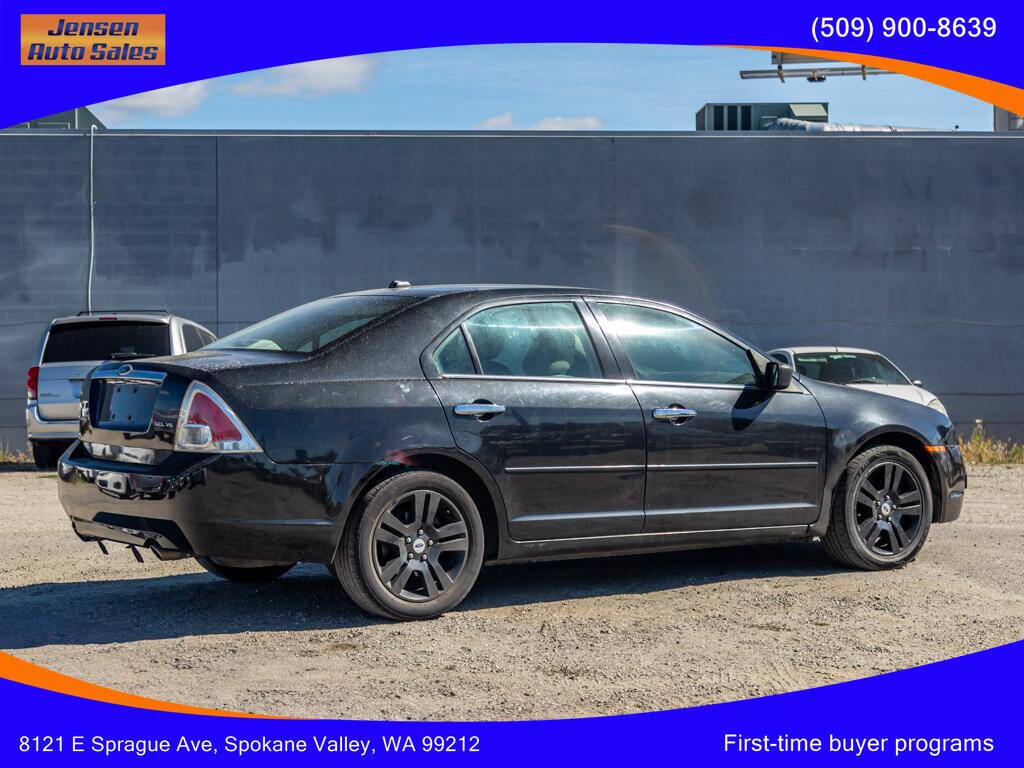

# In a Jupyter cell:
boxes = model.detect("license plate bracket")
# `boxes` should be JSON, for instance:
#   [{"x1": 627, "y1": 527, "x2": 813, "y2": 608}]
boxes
[{"x1": 95, "y1": 381, "x2": 159, "y2": 432}]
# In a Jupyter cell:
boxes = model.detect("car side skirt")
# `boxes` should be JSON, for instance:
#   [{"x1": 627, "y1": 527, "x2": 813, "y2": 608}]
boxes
[{"x1": 490, "y1": 524, "x2": 813, "y2": 565}]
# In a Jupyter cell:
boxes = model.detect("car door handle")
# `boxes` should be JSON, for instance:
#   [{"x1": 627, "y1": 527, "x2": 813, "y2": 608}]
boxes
[
  {"x1": 453, "y1": 402, "x2": 506, "y2": 418},
  {"x1": 653, "y1": 406, "x2": 697, "y2": 423}
]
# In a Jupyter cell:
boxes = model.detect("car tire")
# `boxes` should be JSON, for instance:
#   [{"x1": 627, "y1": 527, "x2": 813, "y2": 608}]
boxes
[
  {"x1": 822, "y1": 445, "x2": 933, "y2": 570},
  {"x1": 196, "y1": 556, "x2": 295, "y2": 583},
  {"x1": 333, "y1": 471, "x2": 485, "y2": 620},
  {"x1": 31, "y1": 441, "x2": 58, "y2": 470}
]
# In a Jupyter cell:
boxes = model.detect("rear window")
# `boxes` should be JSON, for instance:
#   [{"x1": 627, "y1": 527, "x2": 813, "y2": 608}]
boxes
[
  {"x1": 42, "y1": 321, "x2": 170, "y2": 363},
  {"x1": 207, "y1": 296, "x2": 415, "y2": 354}
]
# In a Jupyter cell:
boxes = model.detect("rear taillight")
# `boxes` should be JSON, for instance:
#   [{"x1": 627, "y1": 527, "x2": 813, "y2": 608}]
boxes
[
  {"x1": 27, "y1": 367, "x2": 39, "y2": 400},
  {"x1": 174, "y1": 382, "x2": 261, "y2": 454}
]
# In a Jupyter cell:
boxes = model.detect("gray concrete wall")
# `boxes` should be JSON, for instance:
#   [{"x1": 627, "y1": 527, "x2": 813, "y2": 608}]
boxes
[{"x1": 1, "y1": 130, "x2": 1022, "y2": 450}]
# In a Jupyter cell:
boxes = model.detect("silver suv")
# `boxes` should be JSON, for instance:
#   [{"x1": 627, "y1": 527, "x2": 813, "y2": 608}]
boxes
[{"x1": 26, "y1": 311, "x2": 216, "y2": 468}]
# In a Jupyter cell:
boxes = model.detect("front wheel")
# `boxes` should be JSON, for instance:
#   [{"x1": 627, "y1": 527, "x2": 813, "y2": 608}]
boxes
[
  {"x1": 196, "y1": 556, "x2": 295, "y2": 583},
  {"x1": 333, "y1": 471, "x2": 484, "y2": 620},
  {"x1": 822, "y1": 445, "x2": 932, "y2": 570}
]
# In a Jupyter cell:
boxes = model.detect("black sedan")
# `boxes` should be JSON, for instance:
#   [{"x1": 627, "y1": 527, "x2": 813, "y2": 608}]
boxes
[{"x1": 57, "y1": 285, "x2": 966, "y2": 620}]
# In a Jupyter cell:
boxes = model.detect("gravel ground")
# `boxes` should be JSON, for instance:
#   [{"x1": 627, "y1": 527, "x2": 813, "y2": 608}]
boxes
[{"x1": 1, "y1": 464, "x2": 1022, "y2": 720}]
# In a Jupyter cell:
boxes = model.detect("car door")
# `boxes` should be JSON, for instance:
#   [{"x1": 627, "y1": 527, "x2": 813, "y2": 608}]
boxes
[
  {"x1": 427, "y1": 299, "x2": 647, "y2": 541},
  {"x1": 591, "y1": 300, "x2": 827, "y2": 533}
]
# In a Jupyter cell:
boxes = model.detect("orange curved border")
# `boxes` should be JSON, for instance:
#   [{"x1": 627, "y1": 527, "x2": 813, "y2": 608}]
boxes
[
  {"x1": 0, "y1": 650, "x2": 272, "y2": 718},
  {"x1": 740, "y1": 45, "x2": 1024, "y2": 116}
]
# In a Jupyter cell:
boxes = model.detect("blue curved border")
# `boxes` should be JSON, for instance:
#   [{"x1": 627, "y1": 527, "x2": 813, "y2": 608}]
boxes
[
  {"x1": 2, "y1": 1, "x2": 1023, "y2": 127},
  {"x1": 1, "y1": 639, "x2": 1022, "y2": 764}
]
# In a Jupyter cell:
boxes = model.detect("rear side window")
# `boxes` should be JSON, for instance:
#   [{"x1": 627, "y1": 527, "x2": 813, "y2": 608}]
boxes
[
  {"x1": 208, "y1": 296, "x2": 415, "y2": 354},
  {"x1": 464, "y1": 302, "x2": 601, "y2": 379},
  {"x1": 42, "y1": 321, "x2": 170, "y2": 363},
  {"x1": 434, "y1": 329, "x2": 475, "y2": 375},
  {"x1": 182, "y1": 325, "x2": 207, "y2": 352}
]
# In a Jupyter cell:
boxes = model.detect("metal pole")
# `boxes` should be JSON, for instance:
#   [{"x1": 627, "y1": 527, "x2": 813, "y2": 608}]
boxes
[{"x1": 87, "y1": 124, "x2": 96, "y2": 311}]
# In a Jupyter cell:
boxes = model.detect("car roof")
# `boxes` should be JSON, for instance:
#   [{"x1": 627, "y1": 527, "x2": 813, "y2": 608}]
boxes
[
  {"x1": 770, "y1": 346, "x2": 882, "y2": 356},
  {"x1": 335, "y1": 284, "x2": 626, "y2": 299},
  {"x1": 51, "y1": 312, "x2": 174, "y2": 326}
]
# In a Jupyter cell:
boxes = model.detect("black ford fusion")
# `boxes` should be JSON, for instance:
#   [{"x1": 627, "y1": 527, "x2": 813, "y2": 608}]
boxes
[{"x1": 58, "y1": 285, "x2": 966, "y2": 620}]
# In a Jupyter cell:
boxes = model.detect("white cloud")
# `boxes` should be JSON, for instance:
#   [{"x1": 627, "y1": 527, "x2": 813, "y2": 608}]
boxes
[
  {"x1": 234, "y1": 57, "x2": 376, "y2": 97},
  {"x1": 92, "y1": 81, "x2": 210, "y2": 122},
  {"x1": 477, "y1": 111, "x2": 515, "y2": 129},
  {"x1": 476, "y1": 112, "x2": 606, "y2": 131},
  {"x1": 530, "y1": 115, "x2": 605, "y2": 131}
]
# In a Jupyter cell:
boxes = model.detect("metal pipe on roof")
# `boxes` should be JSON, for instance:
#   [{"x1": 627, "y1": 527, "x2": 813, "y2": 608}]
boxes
[
  {"x1": 766, "y1": 117, "x2": 936, "y2": 133},
  {"x1": 87, "y1": 125, "x2": 96, "y2": 312}
]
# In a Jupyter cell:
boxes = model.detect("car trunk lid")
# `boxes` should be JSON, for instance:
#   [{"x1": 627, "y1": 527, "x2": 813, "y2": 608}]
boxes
[{"x1": 80, "y1": 351, "x2": 303, "y2": 461}]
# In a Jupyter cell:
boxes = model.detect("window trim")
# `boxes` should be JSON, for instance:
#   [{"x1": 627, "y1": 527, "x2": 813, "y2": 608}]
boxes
[
  {"x1": 588, "y1": 298, "x2": 766, "y2": 389},
  {"x1": 420, "y1": 296, "x2": 619, "y2": 382},
  {"x1": 439, "y1": 373, "x2": 627, "y2": 385}
]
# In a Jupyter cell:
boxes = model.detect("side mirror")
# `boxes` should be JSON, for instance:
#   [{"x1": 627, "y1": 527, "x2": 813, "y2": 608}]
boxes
[
  {"x1": 912, "y1": 379, "x2": 923, "y2": 387},
  {"x1": 765, "y1": 361, "x2": 794, "y2": 390}
]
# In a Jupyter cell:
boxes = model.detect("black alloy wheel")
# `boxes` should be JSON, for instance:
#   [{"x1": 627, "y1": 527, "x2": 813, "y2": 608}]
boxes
[
  {"x1": 853, "y1": 460, "x2": 925, "y2": 557},
  {"x1": 371, "y1": 489, "x2": 471, "y2": 601},
  {"x1": 822, "y1": 445, "x2": 933, "y2": 570},
  {"x1": 334, "y1": 471, "x2": 484, "y2": 620}
]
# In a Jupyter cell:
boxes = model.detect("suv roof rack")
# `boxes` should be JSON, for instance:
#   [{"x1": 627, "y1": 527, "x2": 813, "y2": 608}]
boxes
[{"x1": 76, "y1": 309, "x2": 170, "y2": 316}]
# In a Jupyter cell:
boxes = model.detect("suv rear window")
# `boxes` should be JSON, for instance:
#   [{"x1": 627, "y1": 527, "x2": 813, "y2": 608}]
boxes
[
  {"x1": 207, "y1": 296, "x2": 415, "y2": 354},
  {"x1": 42, "y1": 321, "x2": 170, "y2": 363}
]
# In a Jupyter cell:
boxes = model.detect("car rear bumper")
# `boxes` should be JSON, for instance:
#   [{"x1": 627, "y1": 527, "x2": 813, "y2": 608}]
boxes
[
  {"x1": 25, "y1": 404, "x2": 80, "y2": 441},
  {"x1": 934, "y1": 444, "x2": 967, "y2": 524},
  {"x1": 57, "y1": 441, "x2": 373, "y2": 563}
]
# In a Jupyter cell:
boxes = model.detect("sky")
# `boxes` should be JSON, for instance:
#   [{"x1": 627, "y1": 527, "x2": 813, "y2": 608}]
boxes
[{"x1": 89, "y1": 44, "x2": 994, "y2": 131}]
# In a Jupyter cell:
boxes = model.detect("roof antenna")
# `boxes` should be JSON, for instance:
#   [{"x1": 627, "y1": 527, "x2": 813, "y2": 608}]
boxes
[{"x1": 389, "y1": 280, "x2": 411, "y2": 289}]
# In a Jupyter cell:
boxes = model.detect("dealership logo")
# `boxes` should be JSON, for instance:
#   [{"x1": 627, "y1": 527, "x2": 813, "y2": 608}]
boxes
[{"x1": 20, "y1": 14, "x2": 165, "y2": 65}]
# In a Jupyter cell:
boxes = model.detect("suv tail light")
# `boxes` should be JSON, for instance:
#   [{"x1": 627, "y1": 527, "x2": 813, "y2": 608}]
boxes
[
  {"x1": 174, "y1": 382, "x2": 261, "y2": 454},
  {"x1": 27, "y1": 367, "x2": 39, "y2": 400}
]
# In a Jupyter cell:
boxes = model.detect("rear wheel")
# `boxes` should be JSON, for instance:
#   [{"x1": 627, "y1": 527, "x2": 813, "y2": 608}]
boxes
[
  {"x1": 333, "y1": 471, "x2": 484, "y2": 620},
  {"x1": 196, "y1": 556, "x2": 295, "y2": 583},
  {"x1": 822, "y1": 445, "x2": 932, "y2": 570},
  {"x1": 31, "y1": 441, "x2": 61, "y2": 470}
]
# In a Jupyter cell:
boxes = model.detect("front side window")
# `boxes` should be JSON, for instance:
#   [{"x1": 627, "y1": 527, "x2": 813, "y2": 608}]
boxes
[
  {"x1": 208, "y1": 296, "x2": 414, "y2": 354},
  {"x1": 598, "y1": 303, "x2": 756, "y2": 386},
  {"x1": 464, "y1": 302, "x2": 601, "y2": 379},
  {"x1": 794, "y1": 352, "x2": 910, "y2": 386}
]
